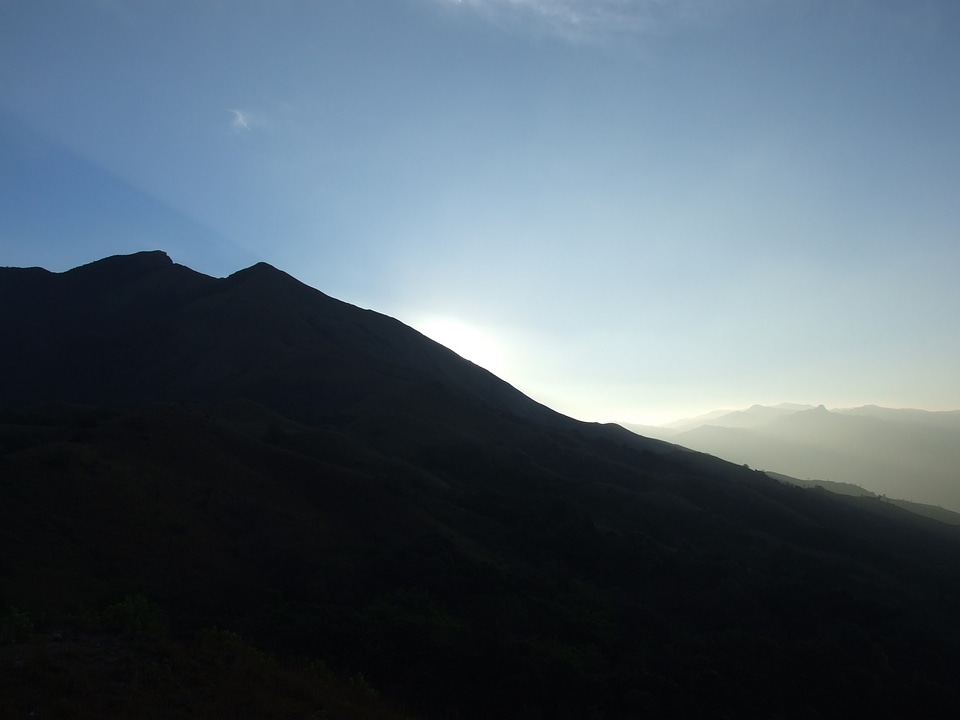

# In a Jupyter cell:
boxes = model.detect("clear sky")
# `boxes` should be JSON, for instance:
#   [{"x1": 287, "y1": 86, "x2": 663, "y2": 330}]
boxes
[{"x1": 2, "y1": 0, "x2": 959, "y2": 424}]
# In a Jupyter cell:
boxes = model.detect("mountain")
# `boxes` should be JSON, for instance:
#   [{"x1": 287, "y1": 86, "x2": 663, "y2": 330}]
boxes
[
  {"x1": 695, "y1": 403, "x2": 817, "y2": 429},
  {"x1": 836, "y1": 404, "x2": 960, "y2": 430},
  {"x1": 1, "y1": 251, "x2": 561, "y2": 427},
  {"x1": 626, "y1": 404, "x2": 960, "y2": 513},
  {"x1": 661, "y1": 403, "x2": 816, "y2": 433},
  {"x1": 5, "y1": 253, "x2": 960, "y2": 719}
]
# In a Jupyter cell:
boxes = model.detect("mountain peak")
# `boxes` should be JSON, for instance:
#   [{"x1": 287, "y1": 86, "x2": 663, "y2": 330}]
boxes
[
  {"x1": 227, "y1": 260, "x2": 296, "y2": 282},
  {"x1": 63, "y1": 250, "x2": 174, "y2": 286},
  {"x1": 224, "y1": 260, "x2": 326, "y2": 299},
  {"x1": 71, "y1": 250, "x2": 172, "y2": 272}
]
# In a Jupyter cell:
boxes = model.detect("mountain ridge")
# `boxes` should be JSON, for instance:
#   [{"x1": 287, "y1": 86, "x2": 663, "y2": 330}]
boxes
[
  {"x1": 5, "y1": 252, "x2": 960, "y2": 718},
  {"x1": 0, "y1": 253, "x2": 542, "y2": 422}
]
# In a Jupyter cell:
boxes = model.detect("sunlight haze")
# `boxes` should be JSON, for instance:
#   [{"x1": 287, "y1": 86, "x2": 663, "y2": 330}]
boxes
[{"x1": 414, "y1": 317, "x2": 509, "y2": 378}]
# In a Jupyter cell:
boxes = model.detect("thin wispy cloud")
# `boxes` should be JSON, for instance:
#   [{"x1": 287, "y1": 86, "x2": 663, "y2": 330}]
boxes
[
  {"x1": 228, "y1": 109, "x2": 252, "y2": 132},
  {"x1": 439, "y1": 0, "x2": 745, "y2": 41}
]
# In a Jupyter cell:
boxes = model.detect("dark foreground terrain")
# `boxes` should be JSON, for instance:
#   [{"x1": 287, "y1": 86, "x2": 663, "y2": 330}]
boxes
[{"x1": 3, "y1": 252, "x2": 960, "y2": 719}]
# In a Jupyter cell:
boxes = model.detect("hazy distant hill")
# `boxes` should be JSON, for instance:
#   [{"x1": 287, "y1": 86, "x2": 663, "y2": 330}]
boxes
[
  {"x1": 625, "y1": 404, "x2": 960, "y2": 512},
  {"x1": 662, "y1": 403, "x2": 816, "y2": 432},
  {"x1": 764, "y1": 471, "x2": 960, "y2": 526},
  {"x1": 5, "y1": 253, "x2": 960, "y2": 718}
]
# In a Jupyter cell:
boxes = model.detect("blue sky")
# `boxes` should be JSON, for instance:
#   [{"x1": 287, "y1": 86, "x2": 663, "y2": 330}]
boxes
[{"x1": 2, "y1": 0, "x2": 959, "y2": 423}]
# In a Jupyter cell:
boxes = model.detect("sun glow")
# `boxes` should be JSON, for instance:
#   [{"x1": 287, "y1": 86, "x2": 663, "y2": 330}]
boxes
[{"x1": 416, "y1": 317, "x2": 507, "y2": 376}]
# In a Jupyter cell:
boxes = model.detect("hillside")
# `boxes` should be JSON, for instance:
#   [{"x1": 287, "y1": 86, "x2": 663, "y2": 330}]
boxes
[{"x1": 4, "y1": 253, "x2": 960, "y2": 719}]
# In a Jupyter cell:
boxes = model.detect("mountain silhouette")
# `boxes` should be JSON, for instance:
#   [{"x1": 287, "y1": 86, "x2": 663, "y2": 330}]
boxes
[
  {"x1": 1, "y1": 251, "x2": 573, "y2": 427},
  {"x1": 4, "y1": 252, "x2": 960, "y2": 719}
]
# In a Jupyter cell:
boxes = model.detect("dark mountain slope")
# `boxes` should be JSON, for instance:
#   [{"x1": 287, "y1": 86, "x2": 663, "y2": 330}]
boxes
[
  {"x1": 1, "y1": 252, "x2": 575, "y2": 429},
  {"x1": 2, "y1": 253, "x2": 675, "y2": 460},
  {"x1": 8, "y1": 398, "x2": 960, "y2": 719},
  {"x1": 4, "y1": 252, "x2": 960, "y2": 719}
]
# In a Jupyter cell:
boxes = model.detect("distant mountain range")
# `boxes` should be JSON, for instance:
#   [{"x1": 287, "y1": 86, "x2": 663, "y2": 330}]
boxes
[
  {"x1": 4, "y1": 252, "x2": 960, "y2": 718},
  {"x1": 623, "y1": 403, "x2": 960, "y2": 514}
]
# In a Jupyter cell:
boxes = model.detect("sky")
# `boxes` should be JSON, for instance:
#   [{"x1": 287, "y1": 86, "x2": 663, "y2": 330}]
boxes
[{"x1": 2, "y1": 0, "x2": 959, "y2": 425}]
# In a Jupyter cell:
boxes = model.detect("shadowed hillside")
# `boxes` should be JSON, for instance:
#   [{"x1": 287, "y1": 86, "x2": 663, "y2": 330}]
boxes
[
  {"x1": 4, "y1": 253, "x2": 960, "y2": 719},
  {"x1": 1, "y1": 252, "x2": 573, "y2": 429}
]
